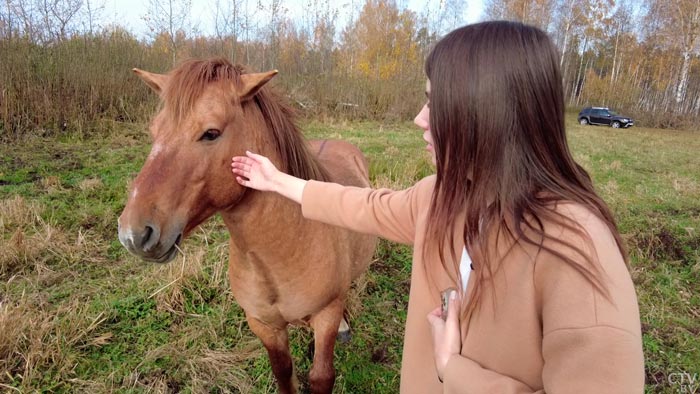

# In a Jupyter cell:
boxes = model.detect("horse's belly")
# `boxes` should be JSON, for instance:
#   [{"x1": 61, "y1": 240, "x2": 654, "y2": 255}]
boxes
[{"x1": 229, "y1": 260, "x2": 349, "y2": 327}]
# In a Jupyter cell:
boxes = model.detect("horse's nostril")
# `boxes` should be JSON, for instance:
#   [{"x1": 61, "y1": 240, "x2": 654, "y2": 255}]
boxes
[
  {"x1": 143, "y1": 225, "x2": 153, "y2": 244},
  {"x1": 140, "y1": 224, "x2": 160, "y2": 252}
]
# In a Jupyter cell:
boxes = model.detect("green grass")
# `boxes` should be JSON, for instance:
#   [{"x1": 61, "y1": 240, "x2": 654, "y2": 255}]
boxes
[{"x1": 1, "y1": 116, "x2": 699, "y2": 393}]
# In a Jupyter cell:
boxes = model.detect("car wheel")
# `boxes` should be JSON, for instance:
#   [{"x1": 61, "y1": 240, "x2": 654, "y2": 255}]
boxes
[
  {"x1": 579, "y1": 118, "x2": 589, "y2": 125},
  {"x1": 612, "y1": 121, "x2": 621, "y2": 128}
]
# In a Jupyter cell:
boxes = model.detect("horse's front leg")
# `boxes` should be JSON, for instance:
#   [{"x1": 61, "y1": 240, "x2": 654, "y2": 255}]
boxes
[
  {"x1": 247, "y1": 315, "x2": 298, "y2": 394},
  {"x1": 308, "y1": 297, "x2": 345, "y2": 394}
]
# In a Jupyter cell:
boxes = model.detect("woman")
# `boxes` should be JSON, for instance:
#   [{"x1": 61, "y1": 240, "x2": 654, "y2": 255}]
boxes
[{"x1": 232, "y1": 21, "x2": 644, "y2": 393}]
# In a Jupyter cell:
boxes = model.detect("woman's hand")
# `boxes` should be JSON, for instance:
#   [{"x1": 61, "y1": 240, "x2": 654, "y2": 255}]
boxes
[
  {"x1": 427, "y1": 291, "x2": 462, "y2": 382},
  {"x1": 231, "y1": 151, "x2": 282, "y2": 192},
  {"x1": 231, "y1": 151, "x2": 307, "y2": 204}
]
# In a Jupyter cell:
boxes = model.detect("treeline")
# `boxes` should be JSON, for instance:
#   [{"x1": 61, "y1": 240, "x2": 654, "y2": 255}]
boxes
[
  {"x1": 486, "y1": 0, "x2": 700, "y2": 129},
  {"x1": 0, "y1": 0, "x2": 698, "y2": 140}
]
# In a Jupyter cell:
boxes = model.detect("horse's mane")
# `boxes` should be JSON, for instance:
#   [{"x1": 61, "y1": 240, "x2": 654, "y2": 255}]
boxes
[{"x1": 163, "y1": 57, "x2": 329, "y2": 182}]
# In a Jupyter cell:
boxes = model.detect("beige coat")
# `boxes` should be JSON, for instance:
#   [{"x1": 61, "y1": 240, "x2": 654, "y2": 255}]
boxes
[{"x1": 301, "y1": 175, "x2": 644, "y2": 393}]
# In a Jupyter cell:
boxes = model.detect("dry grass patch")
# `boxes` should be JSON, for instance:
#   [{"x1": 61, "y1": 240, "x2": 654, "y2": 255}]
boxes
[
  {"x1": 0, "y1": 196, "x2": 104, "y2": 279},
  {"x1": 608, "y1": 160, "x2": 623, "y2": 171},
  {"x1": 600, "y1": 179, "x2": 619, "y2": 195},
  {"x1": 0, "y1": 296, "x2": 110, "y2": 389},
  {"x1": 145, "y1": 238, "x2": 229, "y2": 316},
  {"x1": 345, "y1": 272, "x2": 370, "y2": 322},
  {"x1": 116, "y1": 340, "x2": 264, "y2": 393},
  {"x1": 131, "y1": 233, "x2": 268, "y2": 393},
  {"x1": 40, "y1": 176, "x2": 64, "y2": 193},
  {"x1": 671, "y1": 175, "x2": 698, "y2": 194},
  {"x1": 78, "y1": 177, "x2": 103, "y2": 191},
  {"x1": 187, "y1": 344, "x2": 264, "y2": 392},
  {"x1": 0, "y1": 195, "x2": 41, "y2": 232}
]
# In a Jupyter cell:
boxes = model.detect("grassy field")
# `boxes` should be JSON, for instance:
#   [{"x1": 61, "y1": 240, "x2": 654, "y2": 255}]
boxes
[{"x1": 1, "y1": 116, "x2": 699, "y2": 393}]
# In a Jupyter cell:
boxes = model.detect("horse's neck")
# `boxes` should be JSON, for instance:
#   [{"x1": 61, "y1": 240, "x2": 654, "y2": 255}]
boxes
[
  {"x1": 221, "y1": 191, "x2": 322, "y2": 273},
  {"x1": 220, "y1": 172, "x2": 318, "y2": 252},
  {"x1": 221, "y1": 116, "x2": 322, "y2": 252}
]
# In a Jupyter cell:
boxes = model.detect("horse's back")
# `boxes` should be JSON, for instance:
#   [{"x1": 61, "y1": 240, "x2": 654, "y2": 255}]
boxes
[
  {"x1": 309, "y1": 139, "x2": 370, "y2": 187},
  {"x1": 308, "y1": 139, "x2": 376, "y2": 280}
]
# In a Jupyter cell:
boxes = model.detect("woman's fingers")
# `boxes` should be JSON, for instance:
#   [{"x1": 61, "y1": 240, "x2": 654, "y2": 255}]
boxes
[
  {"x1": 428, "y1": 306, "x2": 442, "y2": 319},
  {"x1": 232, "y1": 156, "x2": 253, "y2": 167},
  {"x1": 231, "y1": 151, "x2": 280, "y2": 192},
  {"x1": 426, "y1": 294, "x2": 462, "y2": 382},
  {"x1": 231, "y1": 155, "x2": 257, "y2": 178},
  {"x1": 447, "y1": 293, "x2": 460, "y2": 326},
  {"x1": 236, "y1": 176, "x2": 253, "y2": 187},
  {"x1": 231, "y1": 162, "x2": 251, "y2": 172},
  {"x1": 231, "y1": 163, "x2": 250, "y2": 178},
  {"x1": 245, "y1": 150, "x2": 269, "y2": 165},
  {"x1": 232, "y1": 152, "x2": 262, "y2": 164},
  {"x1": 427, "y1": 307, "x2": 445, "y2": 335}
]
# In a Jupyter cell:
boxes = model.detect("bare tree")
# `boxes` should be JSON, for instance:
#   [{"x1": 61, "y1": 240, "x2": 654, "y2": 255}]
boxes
[
  {"x1": 553, "y1": 0, "x2": 587, "y2": 69},
  {"x1": 82, "y1": 0, "x2": 104, "y2": 35},
  {"x1": 303, "y1": 0, "x2": 338, "y2": 74},
  {"x1": 144, "y1": 0, "x2": 192, "y2": 64},
  {"x1": 485, "y1": 0, "x2": 555, "y2": 29},
  {"x1": 7, "y1": 0, "x2": 40, "y2": 42},
  {"x1": 263, "y1": 0, "x2": 286, "y2": 69},
  {"x1": 484, "y1": 0, "x2": 509, "y2": 20},
  {"x1": 213, "y1": 0, "x2": 243, "y2": 61},
  {"x1": 37, "y1": 0, "x2": 83, "y2": 42},
  {"x1": 608, "y1": 1, "x2": 633, "y2": 83},
  {"x1": 442, "y1": 0, "x2": 468, "y2": 33},
  {"x1": 1, "y1": 0, "x2": 11, "y2": 39},
  {"x1": 419, "y1": 0, "x2": 468, "y2": 37},
  {"x1": 240, "y1": 0, "x2": 259, "y2": 65},
  {"x1": 645, "y1": 0, "x2": 700, "y2": 113}
]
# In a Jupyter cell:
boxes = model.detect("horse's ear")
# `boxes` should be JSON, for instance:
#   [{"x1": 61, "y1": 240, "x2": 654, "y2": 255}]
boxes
[
  {"x1": 238, "y1": 70, "x2": 278, "y2": 101},
  {"x1": 132, "y1": 68, "x2": 168, "y2": 95}
]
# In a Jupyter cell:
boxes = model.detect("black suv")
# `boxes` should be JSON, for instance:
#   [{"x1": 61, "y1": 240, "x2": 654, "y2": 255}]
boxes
[{"x1": 578, "y1": 107, "x2": 634, "y2": 128}]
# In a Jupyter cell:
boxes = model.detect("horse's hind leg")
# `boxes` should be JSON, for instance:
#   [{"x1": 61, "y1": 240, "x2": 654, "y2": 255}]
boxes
[
  {"x1": 247, "y1": 316, "x2": 298, "y2": 394},
  {"x1": 309, "y1": 298, "x2": 345, "y2": 394}
]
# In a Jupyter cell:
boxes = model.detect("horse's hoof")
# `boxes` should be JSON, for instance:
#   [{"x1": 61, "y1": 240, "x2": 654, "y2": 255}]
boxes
[{"x1": 336, "y1": 329, "x2": 352, "y2": 344}]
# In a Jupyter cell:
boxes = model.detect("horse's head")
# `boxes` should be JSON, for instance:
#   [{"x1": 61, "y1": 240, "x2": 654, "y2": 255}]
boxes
[{"x1": 118, "y1": 59, "x2": 277, "y2": 263}]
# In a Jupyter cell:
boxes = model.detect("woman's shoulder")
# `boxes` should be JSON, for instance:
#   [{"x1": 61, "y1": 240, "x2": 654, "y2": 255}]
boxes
[
  {"x1": 413, "y1": 174, "x2": 437, "y2": 188},
  {"x1": 532, "y1": 200, "x2": 629, "y2": 292},
  {"x1": 531, "y1": 201, "x2": 641, "y2": 339},
  {"x1": 539, "y1": 200, "x2": 615, "y2": 248}
]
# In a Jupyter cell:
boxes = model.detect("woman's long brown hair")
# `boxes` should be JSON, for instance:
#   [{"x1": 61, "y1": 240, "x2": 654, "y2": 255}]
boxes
[{"x1": 423, "y1": 21, "x2": 628, "y2": 322}]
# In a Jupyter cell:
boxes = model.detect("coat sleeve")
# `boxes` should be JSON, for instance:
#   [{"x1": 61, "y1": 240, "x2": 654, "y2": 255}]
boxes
[
  {"x1": 441, "y1": 325, "x2": 643, "y2": 394},
  {"x1": 442, "y1": 205, "x2": 645, "y2": 394},
  {"x1": 536, "y1": 205, "x2": 644, "y2": 393},
  {"x1": 300, "y1": 176, "x2": 435, "y2": 245}
]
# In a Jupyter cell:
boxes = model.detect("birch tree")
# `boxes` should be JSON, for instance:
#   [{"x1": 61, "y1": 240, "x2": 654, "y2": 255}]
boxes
[
  {"x1": 645, "y1": 0, "x2": 700, "y2": 113},
  {"x1": 485, "y1": 0, "x2": 556, "y2": 29}
]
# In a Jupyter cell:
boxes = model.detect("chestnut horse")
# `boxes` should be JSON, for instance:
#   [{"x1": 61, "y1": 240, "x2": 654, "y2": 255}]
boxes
[{"x1": 117, "y1": 58, "x2": 376, "y2": 393}]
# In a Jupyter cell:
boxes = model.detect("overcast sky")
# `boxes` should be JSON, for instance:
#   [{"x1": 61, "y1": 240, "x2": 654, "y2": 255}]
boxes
[{"x1": 102, "y1": 0, "x2": 485, "y2": 38}]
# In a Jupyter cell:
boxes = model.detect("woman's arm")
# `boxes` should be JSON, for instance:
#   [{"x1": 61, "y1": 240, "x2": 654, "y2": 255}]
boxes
[{"x1": 232, "y1": 152, "x2": 434, "y2": 245}]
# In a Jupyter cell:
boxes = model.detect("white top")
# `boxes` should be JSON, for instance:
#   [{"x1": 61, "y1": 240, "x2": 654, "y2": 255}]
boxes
[{"x1": 460, "y1": 247, "x2": 472, "y2": 293}]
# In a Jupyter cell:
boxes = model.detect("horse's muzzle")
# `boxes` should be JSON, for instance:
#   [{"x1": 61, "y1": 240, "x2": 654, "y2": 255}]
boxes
[{"x1": 117, "y1": 220, "x2": 183, "y2": 264}]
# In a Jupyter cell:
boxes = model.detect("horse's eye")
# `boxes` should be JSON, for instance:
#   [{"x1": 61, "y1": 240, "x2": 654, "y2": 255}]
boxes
[{"x1": 199, "y1": 129, "x2": 221, "y2": 141}]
